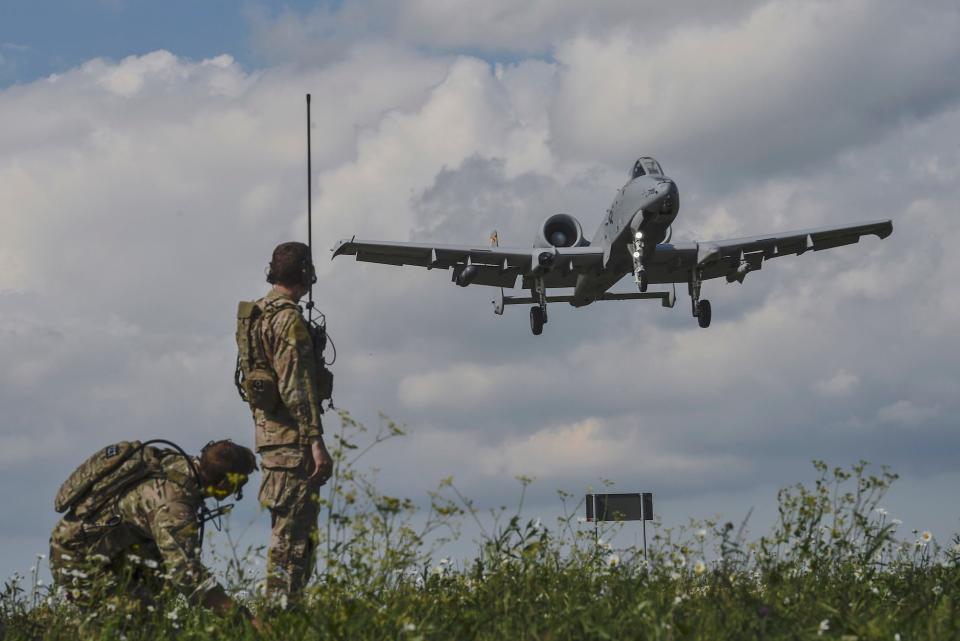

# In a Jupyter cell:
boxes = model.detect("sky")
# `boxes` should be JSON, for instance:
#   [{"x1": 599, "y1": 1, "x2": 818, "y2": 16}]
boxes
[{"x1": 2, "y1": 0, "x2": 960, "y2": 582}]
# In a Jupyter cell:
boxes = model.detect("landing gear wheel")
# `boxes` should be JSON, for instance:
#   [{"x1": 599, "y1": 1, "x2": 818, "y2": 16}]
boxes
[
  {"x1": 530, "y1": 306, "x2": 544, "y2": 335},
  {"x1": 638, "y1": 270, "x2": 648, "y2": 293},
  {"x1": 697, "y1": 299, "x2": 712, "y2": 328}
]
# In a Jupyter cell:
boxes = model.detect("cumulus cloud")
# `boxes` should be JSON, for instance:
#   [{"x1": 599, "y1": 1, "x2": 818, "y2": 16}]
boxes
[{"x1": 814, "y1": 370, "x2": 859, "y2": 398}]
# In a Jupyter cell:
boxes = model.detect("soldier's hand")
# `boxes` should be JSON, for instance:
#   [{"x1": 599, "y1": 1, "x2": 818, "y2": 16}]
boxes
[{"x1": 309, "y1": 438, "x2": 333, "y2": 484}]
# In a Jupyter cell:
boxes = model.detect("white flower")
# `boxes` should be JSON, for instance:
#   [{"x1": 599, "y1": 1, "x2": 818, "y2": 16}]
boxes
[
  {"x1": 894, "y1": 634, "x2": 901, "y2": 641},
  {"x1": 818, "y1": 619, "x2": 830, "y2": 636},
  {"x1": 674, "y1": 554, "x2": 686, "y2": 567},
  {"x1": 669, "y1": 571, "x2": 681, "y2": 581},
  {"x1": 60, "y1": 554, "x2": 73, "y2": 562},
  {"x1": 952, "y1": 542, "x2": 960, "y2": 554},
  {"x1": 532, "y1": 518, "x2": 542, "y2": 531},
  {"x1": 875, "y1": 507, "x2": 888, "y2": 516},
  {"x1": 932, "y1": 585, "x2": 943, "y2": 596},
  {"x1": 673, "y1": 595, "x2": 684, "y2": 605},
  {"x1": 36, "y1": 579, "x2": 44, "y2": 586},
  {"x1": 696, "y1": 528, "x2": 707, "y2": 540},
  {"x1": 403, "y1": 623, "x2": 417, "y2": 632},
  {"x1": 36, "y1": 553, "x2": 46, "y2": 560},
  {"x1": 91, "y1": 554, "x2": 110, "y2": 564},
  {"x1": 126, "y1": 554, "x2": 141, "y2": 564},
  {"x1": 167, "y1": 610, "x2": 179, "y2": 621},
  {"x1": 146, "y1": 605, "x2": 156, "y2": 613},
  {"x1": 693, "y1": 560, "x2": 706, "y2": 575},
  {"x1": 891, "y1": 519, "x2": 903, "y2": 526},
  {"x1": 921, "y1": 531, "x2": 933, "y2": 543},
  {"x1": 106, "y1": 603, "x2": 116, "y2": 612},
  {"x1": 143, "y1": 559, "x2": 159, "y2": 569},
  {"x1": 606, "y1": 554, "x2": 620, "y2": 568}
]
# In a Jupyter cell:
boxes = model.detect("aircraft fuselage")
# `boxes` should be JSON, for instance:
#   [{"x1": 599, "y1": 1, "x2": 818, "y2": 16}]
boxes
[{"x1": 571, "y1": 172, "x2": 679, "y2": 306}]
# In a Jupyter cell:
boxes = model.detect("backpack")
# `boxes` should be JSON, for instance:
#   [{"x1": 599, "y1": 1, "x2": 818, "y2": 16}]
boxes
[
  {"x1": 54, "y1": 441, "x2": 164, "y2": 520},
  {"x1": 235, "y1": 299, "x2": 333, "y2": 411}
]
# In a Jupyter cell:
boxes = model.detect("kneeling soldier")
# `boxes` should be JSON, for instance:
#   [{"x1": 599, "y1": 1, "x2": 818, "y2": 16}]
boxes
[{"x1": 49, "y1": 439, "x2": 258, "y2": 623}]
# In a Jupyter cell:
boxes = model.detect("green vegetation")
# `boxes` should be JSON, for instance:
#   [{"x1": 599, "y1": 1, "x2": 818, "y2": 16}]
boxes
[{"x1": 2, "y1": 412, "x2": 958, "y2": 640}]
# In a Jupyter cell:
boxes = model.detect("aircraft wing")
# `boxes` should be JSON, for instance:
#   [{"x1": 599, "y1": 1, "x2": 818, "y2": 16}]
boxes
[
  {"x1": 647, "y1": 219, "x2": 893, "y2": 284},
  {"x1": 331, "y1": 238, "x2": 605, "y2": 288}
]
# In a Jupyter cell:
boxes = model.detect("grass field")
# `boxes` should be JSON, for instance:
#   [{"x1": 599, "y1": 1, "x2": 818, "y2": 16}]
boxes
[{"x1": 2, "y1": 412, "x2": 957, "y2": 640}]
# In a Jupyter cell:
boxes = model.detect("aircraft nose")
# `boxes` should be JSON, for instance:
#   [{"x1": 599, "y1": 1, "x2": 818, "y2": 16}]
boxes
[{"x1": 652, "y1": 179, "x2": 678, "y2": 213}]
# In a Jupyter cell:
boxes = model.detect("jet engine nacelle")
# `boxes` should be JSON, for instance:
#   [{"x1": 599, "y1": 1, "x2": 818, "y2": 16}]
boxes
[{"x1": 534, "y1": 214, "x2": 589, "y2": 248}]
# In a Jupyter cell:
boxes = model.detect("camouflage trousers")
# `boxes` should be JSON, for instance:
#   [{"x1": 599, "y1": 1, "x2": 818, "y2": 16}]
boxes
[
  {"x1": 49, "y1": 516, "x2": 164, "y2": 608},
  {"x1": 258, "y1": 444, "x2": 322, "y2": 600}
]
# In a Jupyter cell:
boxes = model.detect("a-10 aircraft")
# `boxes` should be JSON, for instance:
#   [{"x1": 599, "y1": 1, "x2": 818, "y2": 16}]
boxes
[{"x1": 332, "y1": 157, "x2": 893, "y2": 335}]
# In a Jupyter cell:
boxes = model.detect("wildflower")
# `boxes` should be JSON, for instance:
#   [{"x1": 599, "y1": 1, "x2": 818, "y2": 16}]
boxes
[
  {"x1": 673, "y1": 595, "x2": 684, "y2": 605},
  {"x1": 875, "y1": 507, "x2": 888, "y2": 516},
  {"x1": 674, "y1": 554, "x2": 686, "y2": 567},
  {"x1": 696, "y1": 528, "x2": 707, "y2": 540},
  {"x1": 894, "y1": 634, "x2": 901, "y2": 641},
  {"x1": 147, "y1": 605, "x2": 156, "y2": 613},
  {"x1": 60, "y1": 554, "x2": 73, "y2": 562},
  {"x1": 532, "y1": 518, "x2": 542, "y2": 531},
  {"x1": 818, "y1": 619, "x2": 830, "y2": 636},
  {"x1": 693, "y1": 560, "x2": 706, "y2": 575},
  {"x1": 891, "y1": 519, "x2": 902, "y2": 526},
  {"x1": 669, "y1": 571, "x2": 681, "y2": 581},
  {"x1": 606, "y1": 553, "x2": 620, "y2": 568},
  {"x1": 91, "y1": 554, "x2": 110, "y2": 564},
  {"x1": 126, "y1": 554, "x2": 142, "y2": 564},
  {"x1": 106, "y1": 603, "x2": 116, "y2": 612},
  {"x1": 36, "y1": 553, "x2": 46, "y2": 560},
  {"x1": 403, "y1": 622, "x2": 417, "y2": 632},
  {"x1": 783, "y1": 596, "x2": 790, "y2": 605},
  {"x1": 952, "y1": 542, "x2": 960, "y2": 554},
  {"x1": 143, "y1": 559, "x2": 159, "y2": 569},
  {"x1": 932, "y1": 585, "x2": 943, "y2": 596},
  {"x1": 920, "y1": 530, "x2": 932, "y2": 543},
  {"x1": 167, "y1": 610, "x2": 179, "y2": 621}
]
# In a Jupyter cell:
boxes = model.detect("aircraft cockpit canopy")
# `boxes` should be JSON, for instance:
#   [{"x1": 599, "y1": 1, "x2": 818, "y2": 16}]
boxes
[{"x1": 631, "y1": 157, "x2": 663, "y2": 179}]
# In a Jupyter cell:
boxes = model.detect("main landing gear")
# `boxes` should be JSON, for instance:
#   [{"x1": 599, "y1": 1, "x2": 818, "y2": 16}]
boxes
[
  {"x1": 529, "y1": 277, "x2": 548, "y2": 335},
  {"x1": 689, "y1": 269, "x2": 711, "y2": 329}
]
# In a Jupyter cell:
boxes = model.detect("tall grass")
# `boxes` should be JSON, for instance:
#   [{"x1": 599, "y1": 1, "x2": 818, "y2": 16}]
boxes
[{"x1": 2, "y1": 411, "x2": 958, "y2": 640}]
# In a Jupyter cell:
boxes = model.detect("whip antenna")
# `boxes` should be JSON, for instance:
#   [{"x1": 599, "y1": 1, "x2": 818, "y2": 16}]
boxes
[{"x1": 306, "y1": 93, "x2": 314, "y2": 320}]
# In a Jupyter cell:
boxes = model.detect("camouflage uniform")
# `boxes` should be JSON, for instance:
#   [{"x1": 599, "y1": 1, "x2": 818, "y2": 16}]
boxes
[
  {"x1": 251, "y1": 289, "x2": 324, "y2": 598},
  {"x1": 49, "y1": 453, "x2": 217, "y2": 605}
]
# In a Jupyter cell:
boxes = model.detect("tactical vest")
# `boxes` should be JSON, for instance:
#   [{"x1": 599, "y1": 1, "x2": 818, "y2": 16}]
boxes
[
  {"x1": 235, "y1": 298, "x2": 333, "y2": 412},
  {"x1": 55, "y1": 441, "x2": 165, "y2": 520}
]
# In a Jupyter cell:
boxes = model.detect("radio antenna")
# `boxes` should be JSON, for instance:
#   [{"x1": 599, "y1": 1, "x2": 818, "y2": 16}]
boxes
[{"x1": 306, "y1": 93, "x2": 314, "y2": 320}]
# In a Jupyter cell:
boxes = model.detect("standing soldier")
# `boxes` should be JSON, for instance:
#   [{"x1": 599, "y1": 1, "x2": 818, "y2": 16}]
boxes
[{"x1": 235, "y1": 241, "x2": 334, "y2": 602}]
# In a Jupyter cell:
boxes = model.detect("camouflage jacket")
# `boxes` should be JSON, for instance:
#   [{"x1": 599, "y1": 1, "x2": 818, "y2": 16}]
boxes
[
  {"x1": 50, "y1": 452, "x2": 218, "y2": 602},
  {"x1": 252, "y1": 289, "x2": 323, "y2": 450}
]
